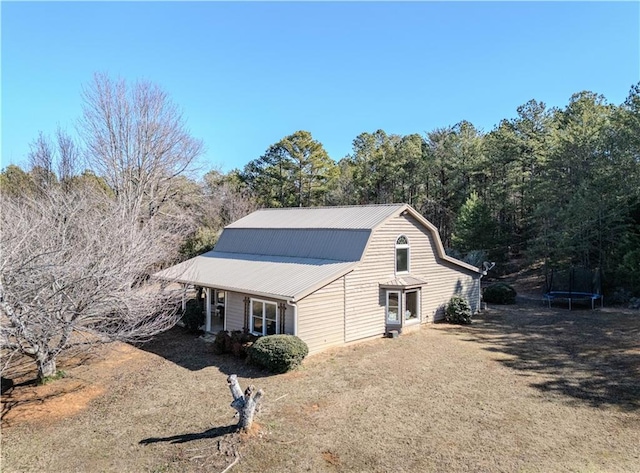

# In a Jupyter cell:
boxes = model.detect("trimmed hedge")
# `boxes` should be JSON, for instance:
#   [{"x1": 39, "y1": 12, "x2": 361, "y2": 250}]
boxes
[
  {"x1": 247, "y1": 335, "x2": 309, "y2": 373},
  {"x1": 483, "y1": 283, "x2": 517, "y2": 304},
  {"x1": 445, "y1": 296, "x2": 472, "y2": 325}
]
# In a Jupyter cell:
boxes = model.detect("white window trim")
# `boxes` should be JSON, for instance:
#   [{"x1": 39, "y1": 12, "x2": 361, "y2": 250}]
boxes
[
  {"x1": 386, "y1": 288, "x2": 421, "y2": 326},
  {"x1": 249, "y1": 298, "x2": 279, "y2": 336},
  {"x1": 403, "y1": 290, "x2": 421, "y2": 325},
  {"x1": 386, "y1": 290, "x2": 401, "y2": 324},
  {"x1": 395, "y1": 234, "x2": 410, "y2": 274}
]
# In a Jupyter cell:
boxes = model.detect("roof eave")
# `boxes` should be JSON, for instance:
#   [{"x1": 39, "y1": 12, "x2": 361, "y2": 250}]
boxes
[{"x1": 152, "y1": 273, "x2": 297, "y2": 302}]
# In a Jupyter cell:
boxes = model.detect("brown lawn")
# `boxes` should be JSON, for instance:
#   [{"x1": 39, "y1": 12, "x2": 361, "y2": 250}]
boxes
[{"x1": 2, "y1": 298, "x2": 639, "y2": 472}]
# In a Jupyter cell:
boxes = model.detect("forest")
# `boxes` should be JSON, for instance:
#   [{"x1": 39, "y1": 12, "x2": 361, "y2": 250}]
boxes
[
  {"x1": 2, "y1": 74, "x2": 638, "y2": 379},
  {"x1": 239, "y1": 86, "x2": 640, "y2": 299}
]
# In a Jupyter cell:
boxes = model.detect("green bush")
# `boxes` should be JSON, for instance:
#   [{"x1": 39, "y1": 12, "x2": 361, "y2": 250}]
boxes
[
  {"x1": 247, "y1": 335, "x2": 309, "y2": 373},
  {"x1": 213, "y1": 330, "x2": 259, "y2": 357},
  {"x1": 445, "y1": 296, "x2": 472, "y2": 325},
  {"x1": 483, "y1": 283, "x2": 517, "y2": 304},
  {"x1": 182, "y1": 299, "x2": 204, "y2": 333}
]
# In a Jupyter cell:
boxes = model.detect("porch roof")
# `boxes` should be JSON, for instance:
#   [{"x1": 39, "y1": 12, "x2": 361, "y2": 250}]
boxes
[
  {"x1": 153, "y1": 250, "x2": 357, "y2": 302},
  {"x1": 379, "y1": 275, "x2": 428, "y2": 290}
]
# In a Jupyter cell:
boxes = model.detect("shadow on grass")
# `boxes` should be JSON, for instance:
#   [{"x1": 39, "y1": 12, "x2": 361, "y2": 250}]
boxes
[
  {"x1": 139, "y1": 424, "x2": 238, "y2": 445},
  {"x1": 445, "y1": 303, "x2": 640, "y2": 411},
  {"x1": 137, "y1": 326, "x2": 270, "y2": 378}
]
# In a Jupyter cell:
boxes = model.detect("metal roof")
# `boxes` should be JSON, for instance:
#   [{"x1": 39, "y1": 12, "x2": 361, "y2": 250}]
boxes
[
  {"x1": 379, "y1": 275, "x2": 428, "y2": 289},
  {"x1": 154, "y1": 203, "x2": 482, "y2": 302},
  {"x1": 227, "y1": 204, "x2": 405, "y2": 230},
  {"x1": 154, "y1": 251, "x2": 356, "y2": 301},
  {"x1": 215, "y1": 228, "x2": 370, "y2": 261}
]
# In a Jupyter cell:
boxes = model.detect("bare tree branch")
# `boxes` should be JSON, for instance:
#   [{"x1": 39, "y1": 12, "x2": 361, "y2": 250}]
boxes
[
  {"x1": 79, "y1": 73, "x2": 204, "y2": 219},
  {"x1": 1, "y1": 186, "x2": 184, "y2": 381}
]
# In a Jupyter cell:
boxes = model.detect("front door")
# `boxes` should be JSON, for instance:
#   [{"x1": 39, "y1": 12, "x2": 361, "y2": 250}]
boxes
[{"x1": 205, "y1": 288, "x2": 226, "y2": 333}]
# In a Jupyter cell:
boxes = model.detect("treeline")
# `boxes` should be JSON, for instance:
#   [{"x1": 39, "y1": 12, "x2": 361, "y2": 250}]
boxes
[
  {"x1": 2, "y1": 80, "x2": 639, "y2": 297},
  {"x1": 236, "y1": 86, "x2": 640, "y2": 295}
]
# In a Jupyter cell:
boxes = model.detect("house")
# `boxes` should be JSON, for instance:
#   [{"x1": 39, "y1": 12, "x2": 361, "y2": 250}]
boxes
[{"x1": 154, "y1": 204, "x2": 484, "y2": 354}]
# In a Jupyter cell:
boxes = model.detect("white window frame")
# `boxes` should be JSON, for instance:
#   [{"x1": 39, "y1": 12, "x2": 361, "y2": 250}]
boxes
[
  {"x1": 250, "y1": 298, "x2": 279, "y2": 336},
  {"x1": 403, "y1": 289, "x2": 420, "y2": 325},
  {"x1": 395, "y1": 235, "x2": 410, "y2": 274},
  {"x1": 386, "y1": 289, "x2": 421, "y2": 326},
  {"x1": 386, "y1": 290, "x2": 401, "y2": 324}
]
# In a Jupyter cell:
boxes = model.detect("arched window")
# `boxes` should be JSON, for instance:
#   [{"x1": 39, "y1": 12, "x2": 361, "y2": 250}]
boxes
[{"x1": 395, "y1": 235, "x2": 410, "y2": 273}]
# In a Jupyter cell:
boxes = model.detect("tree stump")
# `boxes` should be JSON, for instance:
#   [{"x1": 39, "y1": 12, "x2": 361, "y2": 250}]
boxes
[{"x1": 227, "y1": 374, "x2": 263, "y2": 431}]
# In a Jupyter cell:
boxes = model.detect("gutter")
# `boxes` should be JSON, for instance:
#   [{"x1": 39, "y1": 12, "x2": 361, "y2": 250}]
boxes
[{"x1": 287, "y1": 299, "x2": 299, "y2": 336}]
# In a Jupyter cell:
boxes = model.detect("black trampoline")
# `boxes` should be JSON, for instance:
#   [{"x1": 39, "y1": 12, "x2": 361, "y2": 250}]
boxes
[{"x1": 543, "y1": 267, "x2": 603, "y2": 310}]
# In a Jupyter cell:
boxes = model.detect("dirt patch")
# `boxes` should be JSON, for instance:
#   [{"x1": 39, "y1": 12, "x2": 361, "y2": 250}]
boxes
[
  {"x1": 322, "y1": 450, "x2": 341, "y2": 467},
  {"x1": 2, "y1": 343, "x2": 147, "y2": 427},
  {"x1": 2, "y1": 380, "x2": 105, "y2": 427}
]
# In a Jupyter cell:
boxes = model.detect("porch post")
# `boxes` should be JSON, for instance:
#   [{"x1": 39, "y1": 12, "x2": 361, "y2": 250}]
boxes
[
  {"x1": 181, "y1": 284, "x2": 187, "y2": 312},
  {"x1": 243, "y1": 297, "x2": 250, "y2": 331},
  {"x1": 205, "y1": 287, "x2": 212, "y2": 332},
  {"x1": 278, "y1": 302, "x2": 286, "y2": 334}
]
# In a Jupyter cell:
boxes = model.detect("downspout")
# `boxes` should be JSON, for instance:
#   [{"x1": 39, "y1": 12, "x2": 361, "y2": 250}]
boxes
[
  {"x1": 478, "y1": 272, "x2": 485, "y2": 311},
  {"x1": 479, "y1": 262, "x2": 496, "y2": 310},
  {"x1": 287, "y1": 299, "x2": 298, "y2": 336}
]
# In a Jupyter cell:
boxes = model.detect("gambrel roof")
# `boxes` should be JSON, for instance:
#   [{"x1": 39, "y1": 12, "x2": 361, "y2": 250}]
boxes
[
  {"x1": 226, "y1": 204, "x2": 404, "y2": 230},
  {"x1": 154, "y1": 204, "x2": 481, "y2": 301}
]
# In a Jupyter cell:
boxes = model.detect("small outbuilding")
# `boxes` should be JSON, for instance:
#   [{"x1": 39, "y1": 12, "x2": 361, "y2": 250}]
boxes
[{"x1": 155, "y1": 204, "x2": 484, "y2": 354}]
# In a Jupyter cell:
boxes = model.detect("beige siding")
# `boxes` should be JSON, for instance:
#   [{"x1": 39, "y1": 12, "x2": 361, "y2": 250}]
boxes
[
  {"x1": 225, "y1": 292, "x2": 245, "y2": 331},
  {"x1": 389, "y1": 217, "x2": 480, "y2": 322},
  {"x1": 344, "y1": 214, "x2": 481, "y2": 342},
  {"x1": 225, "y1": 212, "x2": 480, "y2": 350},
  {"x1": 284, "y1": 303, "x2": 295, "y2": 334},
  {"x1": 224, "y1": 291, "x2": 294, "y2": 334},
  {"x1": 296, "y1": 276, "x2": 345, "y2": 354}
]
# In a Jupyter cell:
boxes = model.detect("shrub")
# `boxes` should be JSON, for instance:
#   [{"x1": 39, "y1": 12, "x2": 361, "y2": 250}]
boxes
[
  {"x1": 247, "y1": 335, "x2": 309, "y2": 373},
  {"x1": 213, "y1": 330, "x2": 259, "y2": 357},
  {"x1": 483, "y1": 283, "x2": 517, "y2": 304},
  {"x1": 445, "y1": 296, "x2": 472, "y2": 325},
  {"x1": 182, "y1": 299, "x2": 204, "y2": 333}
]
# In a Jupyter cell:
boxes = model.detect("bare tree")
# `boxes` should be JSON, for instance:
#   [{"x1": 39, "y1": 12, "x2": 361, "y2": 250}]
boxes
[
  {"x1": 55, "y1": 127, "x2": 81, "y2": 185},
  {"x1": 79, "y1": 73, "x2": 204, "y2": 219},
  {"x1": 27, "y1": 131, "x2": 56, "y2": 188},
  {"x1": 202, "y1": 170, "x2": 257, "y2": 228},
  {"x1": 27, "y1": 127, "x2": 81, "y2": 190},
  {"x1": 0, "y1": 185, "x2": 185, "y2": 381}
]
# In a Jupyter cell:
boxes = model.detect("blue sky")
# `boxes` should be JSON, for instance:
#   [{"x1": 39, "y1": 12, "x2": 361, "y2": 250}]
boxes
[{"x1": 2, "y1": 1, "x2": 639, "y2": 173}]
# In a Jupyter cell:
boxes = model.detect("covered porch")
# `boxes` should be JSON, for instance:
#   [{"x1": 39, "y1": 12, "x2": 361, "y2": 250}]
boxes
[{"x1": 180, "y1": 284, "x2": 227, "y2": 333}]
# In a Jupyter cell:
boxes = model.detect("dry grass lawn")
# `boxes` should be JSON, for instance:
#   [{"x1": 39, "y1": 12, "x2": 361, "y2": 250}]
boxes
[{"x1": 2, "y1": 298, "x2": 639, "y2": 472}]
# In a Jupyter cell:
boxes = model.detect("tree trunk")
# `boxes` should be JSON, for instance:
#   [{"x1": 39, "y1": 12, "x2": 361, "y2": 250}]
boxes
[
  {"x1": 37, "y1": 356, "x2": 57, "y2": 381},
  {"x1": 227, "y1": 374, "x2": 263, "y2": 431}
]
